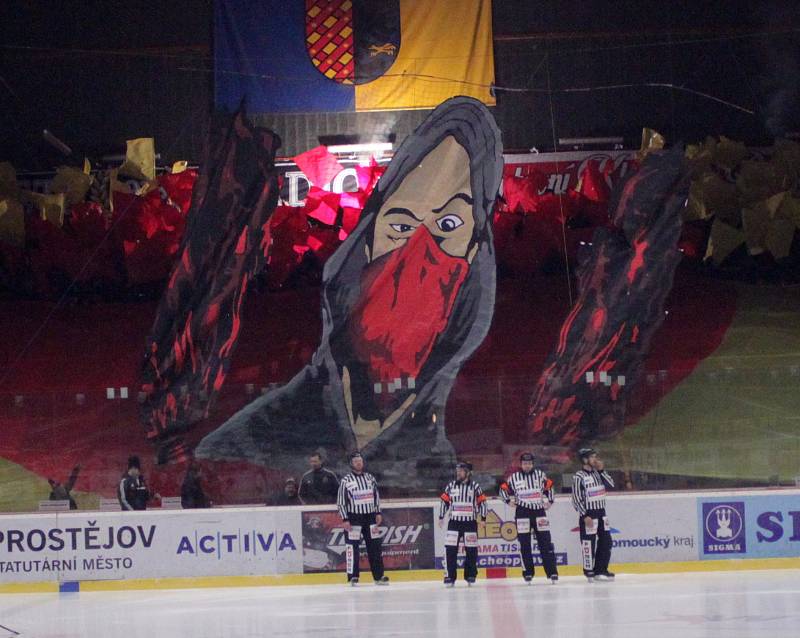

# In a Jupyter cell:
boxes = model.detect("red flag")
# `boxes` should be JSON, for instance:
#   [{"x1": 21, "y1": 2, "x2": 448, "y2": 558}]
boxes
[{"x1": 293, "y1": 146, "x2": 344, "y2": 187}]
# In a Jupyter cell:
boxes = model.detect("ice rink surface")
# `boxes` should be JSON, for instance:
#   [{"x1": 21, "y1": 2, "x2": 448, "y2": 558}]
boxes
[{"x1": 1, "y1": 569, "x2": 798, "y2": 638}]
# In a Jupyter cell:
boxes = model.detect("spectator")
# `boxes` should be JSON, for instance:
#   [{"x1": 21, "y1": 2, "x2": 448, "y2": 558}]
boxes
[
  {"x1": 269, "y1": 477, "x2": 301, "y2": 506},
  {"x1": 181, "y1": 462, "x2": 210, "y2": 509},
  {"x1": 119, "y1": 455, "x2": 159, "y2": 510},
  {"x1": 298, "y1": 452, "x2": 339, "y2": 504},
  {"x1": 48, "y1": 465, "x2": 81, "y2": 510}
]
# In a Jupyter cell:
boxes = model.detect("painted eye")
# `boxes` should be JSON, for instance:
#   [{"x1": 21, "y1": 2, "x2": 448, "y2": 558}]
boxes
[
  {"x1": 389, "y1": 223, "x2": 415, "y2": 233},
  {"x1": 436, "y1": 214, "x2": 464, "y2": 232}
]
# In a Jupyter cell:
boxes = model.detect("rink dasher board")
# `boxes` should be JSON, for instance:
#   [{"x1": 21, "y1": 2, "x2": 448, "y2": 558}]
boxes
[{"x1": 1, "y1": 489, "x2": 798, "y2": 586}]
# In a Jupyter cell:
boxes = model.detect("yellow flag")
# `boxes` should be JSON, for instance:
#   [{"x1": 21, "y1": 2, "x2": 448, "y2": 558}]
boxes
[
  {"x1": 638, "y1": 128, "x2": 665, "y2": 161},
  {"x1": 120, "y1": 137, "x2": 156, "y2": 181},
  {"x1": 354, "y1": 0, "x2": 494, "y2": 111},
  {"x1": 0, "y1": 198, "x2": 25, "y2": 246},
  {"x1": 51, "y1": 166, "x2": 92, "y2": 207}
]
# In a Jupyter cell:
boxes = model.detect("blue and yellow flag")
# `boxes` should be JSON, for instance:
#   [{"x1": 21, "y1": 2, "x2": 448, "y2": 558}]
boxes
[{"x1": 215, "y1": 0, "x2": 495, "y2": 112}]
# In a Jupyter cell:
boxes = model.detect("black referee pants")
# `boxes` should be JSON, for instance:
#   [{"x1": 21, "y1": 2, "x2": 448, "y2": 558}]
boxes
[
  {"x1": 345, "y1": 513, "x2": 384, "y2": 582},
  {"x1": 578, "y1": 508, "x2": 612, "y2": 576},
  {"x1": 515, "y1": 506, "x2": 558, "y2": 578},
  {"x1": 444, "y1": 519, "x2": 478, "y2": 581}
]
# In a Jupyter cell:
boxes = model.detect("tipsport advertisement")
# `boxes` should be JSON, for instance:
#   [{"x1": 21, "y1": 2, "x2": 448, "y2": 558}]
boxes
[{"x1": 301, "y1": 506, "x2": 436, "y2": 573}]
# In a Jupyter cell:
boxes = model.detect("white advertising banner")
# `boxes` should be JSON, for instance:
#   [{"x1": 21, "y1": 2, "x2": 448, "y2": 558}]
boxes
[
  {"x1": 0, "y1": 508, "x2": 303, "y2": 583},
  {"x1": 3, "y1": 489, "x2": 796, "y2": 585},
  {"x1": 433, "y1": 492, "x2": 698, "y2": 570}
]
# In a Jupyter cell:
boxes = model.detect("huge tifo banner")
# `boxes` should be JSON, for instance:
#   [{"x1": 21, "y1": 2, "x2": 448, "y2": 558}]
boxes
[
  {"x1": 2, "y1": 490, "x2": 797, "y2": 585},
  {"x1": 215, "y1": 0, "x2": 495, "y2": 112}
]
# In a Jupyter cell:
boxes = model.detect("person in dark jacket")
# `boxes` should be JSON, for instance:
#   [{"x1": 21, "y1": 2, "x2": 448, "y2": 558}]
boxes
[
  {"x1": 298, "y1": 452, "x2": 339, "y2": 505},
  {"x1": 119, "y1": 456, "x2": 158, "y2": 511},
  {"x1": 269, "y1": 477, "x2": 301, "y2": 506},
  {"x1": 181, "y1": 461, "x2": 210, "y2": 509},
  {"x1": 48, "y1": 465, "x2": 81, "y2": 510}
]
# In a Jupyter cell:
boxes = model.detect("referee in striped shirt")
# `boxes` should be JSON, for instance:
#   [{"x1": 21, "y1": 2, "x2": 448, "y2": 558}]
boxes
[
  {"x1": 572, "y1": 447, "x2": 615, "y2": 582},
  {"x1": 336, "y1": 452, "x2": 388, "y2": 586},
  {"x1": 500, "y1": 452, "x2": 559, "y2": 583},
  {"x1": 439, "y1": 461, "x2": 487, "y2": 586}
]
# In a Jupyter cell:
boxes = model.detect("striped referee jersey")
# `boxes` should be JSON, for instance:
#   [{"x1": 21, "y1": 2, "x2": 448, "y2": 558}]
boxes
[
  {"x1": 571, "y1": 469, "x2": 615, "y2": 515},
  {"x1": 439, "y1": 479, "x2": 488, "y2": 521},
  {"x1": 499, "y1": 469, "x2": 555, "y2": 509},
  {"x1": 337, "y1": 471, "x2": 381, "y2": 520}
]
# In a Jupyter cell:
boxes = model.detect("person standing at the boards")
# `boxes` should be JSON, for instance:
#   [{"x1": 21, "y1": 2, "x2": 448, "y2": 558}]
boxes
[
  {"x1": 336, "y1": 452, "x2": 389, "y2": 586},
  {"x1": 572, "y1": 448, "x2": 615, "y2": 582},
  {"x1": 118, "y1": 456, "x2": 159, "y2": 511}
]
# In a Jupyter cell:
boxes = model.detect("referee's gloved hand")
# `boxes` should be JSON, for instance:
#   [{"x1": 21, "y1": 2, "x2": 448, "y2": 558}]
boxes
[{"x1": 342, "y1": 520, "x2": 351, "y2": 532}]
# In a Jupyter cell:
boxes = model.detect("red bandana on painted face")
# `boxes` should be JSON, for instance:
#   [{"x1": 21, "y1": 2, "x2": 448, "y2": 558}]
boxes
[{"x1": 349, "y1": 225, "x2": 470, "y2": 389}]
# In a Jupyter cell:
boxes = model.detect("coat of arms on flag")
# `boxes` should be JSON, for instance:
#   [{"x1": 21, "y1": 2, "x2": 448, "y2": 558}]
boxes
[{"x1": 305, "y1": 0, "x2": 401, "y2": 85}]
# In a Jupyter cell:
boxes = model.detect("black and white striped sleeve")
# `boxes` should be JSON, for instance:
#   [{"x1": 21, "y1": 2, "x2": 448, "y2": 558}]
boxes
[
  {"x1": 600, "y1": 470, "x2": 615, "y2": 489},
  {"x1": 571, "y1": 473, "x2": 586, "y2": 515},
  {"x1": 439, "y1": 483, "x2": 451, "y2": 519},
  {"x1": 475, "y1": 484, "x2": 488, "y2": 519},
  {"x1": 499, "y1": 475, "x2": 514, "y2": 503},
  {"x1": 372, "y1": 475, "x2": 381, "y2": 514},
  {"x1": 336, "y1": 478, "x2": 349, "y2": 521}
]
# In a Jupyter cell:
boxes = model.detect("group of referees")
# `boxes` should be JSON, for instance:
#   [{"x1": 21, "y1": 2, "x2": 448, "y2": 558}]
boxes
[{"x1": 337, "y1": 447, "x2": 615, "y2": 586}]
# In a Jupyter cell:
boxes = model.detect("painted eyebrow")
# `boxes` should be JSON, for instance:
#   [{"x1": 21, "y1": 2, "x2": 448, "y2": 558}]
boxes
[
  {"x1": 383, "y1": 207, "x2": 423, "y2": 222},
  {"x1": 432, "y1": 192, "x2": 473, "y2": 214}
]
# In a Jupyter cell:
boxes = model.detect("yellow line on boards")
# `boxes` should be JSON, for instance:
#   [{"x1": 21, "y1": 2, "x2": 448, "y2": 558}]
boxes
[{"x1": 2, "y1": 557, "x2": 799, "y2": 594}]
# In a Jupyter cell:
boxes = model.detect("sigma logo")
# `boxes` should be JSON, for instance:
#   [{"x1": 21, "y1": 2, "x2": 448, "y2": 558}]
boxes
[
  {"x1": 702, "y1": 502, "x2": 746, "y2": 554},
  {"x1": 329, "y1": 525, "x2": 424, "y2": 547}
]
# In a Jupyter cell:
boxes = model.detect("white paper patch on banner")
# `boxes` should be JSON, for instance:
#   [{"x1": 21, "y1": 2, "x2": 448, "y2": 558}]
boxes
[
  {"x1": 536, "y1": 516, "x2": 550, "y2": 531},
  {"x1": 348, "y1": 526, "x2": 362, "y2": 542},
  {"x1": 582, "y1": 540, "x2": 594, "y2": 570}
]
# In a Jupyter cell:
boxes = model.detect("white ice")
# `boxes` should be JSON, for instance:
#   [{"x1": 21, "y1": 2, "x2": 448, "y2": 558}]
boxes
[{"x1": 1, "y1": 569, "x2": 798, "y2": 638}]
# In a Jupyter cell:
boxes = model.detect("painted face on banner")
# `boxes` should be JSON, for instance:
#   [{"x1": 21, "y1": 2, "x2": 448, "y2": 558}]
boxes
[
  {"x1": 371, "y1": 136, "x2": 476, "y2": 262},
  {"x1": 343, "y1": 136, "x2": 478, "y2": 450}
]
